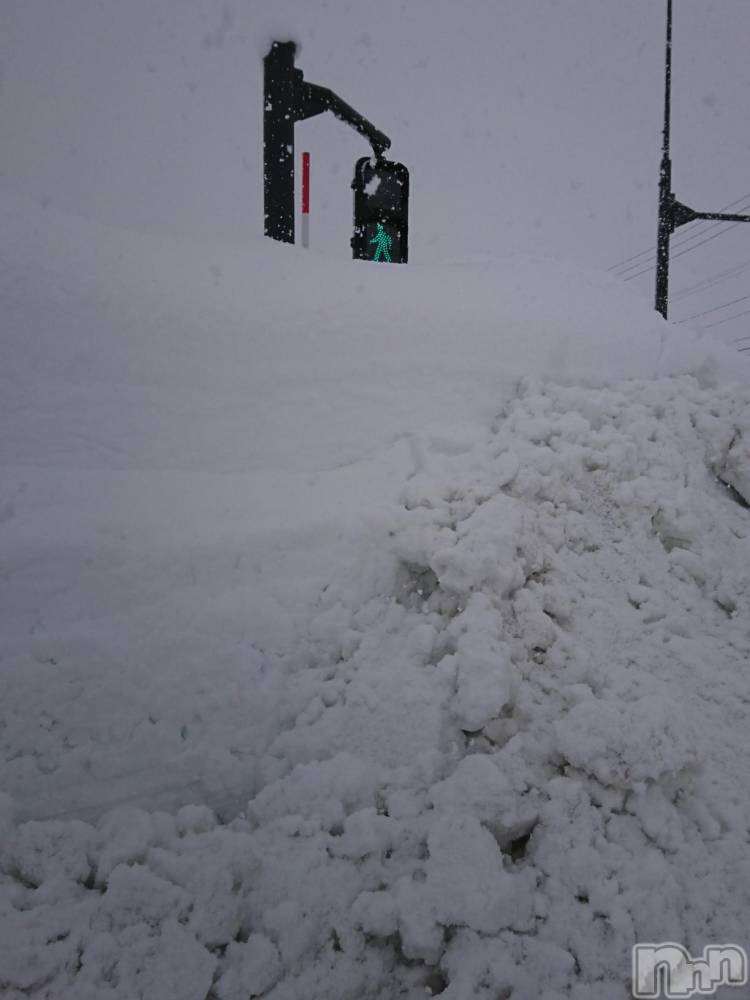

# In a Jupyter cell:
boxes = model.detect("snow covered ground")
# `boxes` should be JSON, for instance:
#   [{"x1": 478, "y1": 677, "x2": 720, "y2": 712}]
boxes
[{"x1": 2, "y1": 191, "x2": 750, "y2": 998}]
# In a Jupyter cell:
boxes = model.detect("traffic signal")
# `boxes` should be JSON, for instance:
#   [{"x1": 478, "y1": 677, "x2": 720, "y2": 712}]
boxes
[{"x1": 352, "y1": 157, "x2": 409, "y2": 264}]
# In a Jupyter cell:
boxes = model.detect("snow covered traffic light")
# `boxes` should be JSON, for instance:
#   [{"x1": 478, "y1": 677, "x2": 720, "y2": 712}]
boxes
[
  {"x1": 263, "y1": 42, "x2": 409, "y2": 259},
  {"x1": 352, "y1": 157, "x2": 409, "y2": 264}
]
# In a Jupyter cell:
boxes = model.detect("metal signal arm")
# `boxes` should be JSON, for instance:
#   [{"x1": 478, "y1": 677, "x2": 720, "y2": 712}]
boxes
[
  {"x1": 295, "y1": 75, "x2": 391, "y2": 158},
  {"x1": 668, "y1": 195, "x2": 750, "y2": 232}
]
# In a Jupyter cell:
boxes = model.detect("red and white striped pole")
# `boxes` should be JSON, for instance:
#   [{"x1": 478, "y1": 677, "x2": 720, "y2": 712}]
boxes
[{"x1": 301, "y1": 151, "x2": 310, "y2": 249}]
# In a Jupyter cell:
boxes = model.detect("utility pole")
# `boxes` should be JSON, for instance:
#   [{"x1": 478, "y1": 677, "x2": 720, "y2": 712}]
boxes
[
  {"x1": 654, "y1": 0, "x2": 674, "y2": 318},
  {"x1": 655, "y1": 0, "x2": 750, "y2": 318}
]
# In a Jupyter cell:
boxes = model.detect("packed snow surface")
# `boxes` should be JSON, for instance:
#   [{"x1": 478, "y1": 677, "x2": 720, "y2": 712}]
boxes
[{"x1": 2, "y1": 193, "x2": 750, "y2": 998}]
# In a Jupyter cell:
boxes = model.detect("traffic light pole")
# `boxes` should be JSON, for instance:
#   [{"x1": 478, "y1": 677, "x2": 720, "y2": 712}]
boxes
[
  {"x1": 655, "y1": 0, "x2": 750, "y2": 318},
  {"x1": 264, "y1": 41, "x2": 391, "y2": 244}
]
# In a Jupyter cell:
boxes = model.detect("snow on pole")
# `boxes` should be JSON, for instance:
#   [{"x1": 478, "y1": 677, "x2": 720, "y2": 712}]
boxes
[{"x1": 301, "y1": 151, "x2": 310, "y2": 249}]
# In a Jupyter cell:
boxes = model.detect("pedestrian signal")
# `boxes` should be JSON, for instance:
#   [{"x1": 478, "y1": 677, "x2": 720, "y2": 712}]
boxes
[{"x1": 351, "y1": 157, "x2": 409, "y2": 264}]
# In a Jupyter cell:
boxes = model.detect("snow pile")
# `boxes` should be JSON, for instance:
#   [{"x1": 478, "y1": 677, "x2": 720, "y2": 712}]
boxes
[
  {"x1": 3, "y1": 364, "x2": 749, "y2": 998},
  {"x1": 3, "y1": 0, "x2": 750, "y2": 985},
  {"x1": 2, "y1": 189, "x2": 741, "y2": 828}
]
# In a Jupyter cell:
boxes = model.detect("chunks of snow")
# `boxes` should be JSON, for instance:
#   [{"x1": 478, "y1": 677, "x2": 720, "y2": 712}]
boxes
[
  {"x1": 2, "y1": 193, "x2": 750, "y2": 998},
  {"x1": 357, "y1": 814, "x2": 535, "y2": 965},
  {"x1": 554, "y1": 695, "x2": 701, "y2": 788},
  {"x1": 214, "y1": 935, "x2": 282, "y2": 1000},
  {"x1": 4, "y1": 369, "x2": 750, "y2": 999}
]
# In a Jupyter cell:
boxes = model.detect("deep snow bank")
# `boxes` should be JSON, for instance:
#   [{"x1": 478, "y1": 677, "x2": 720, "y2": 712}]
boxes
[
  {"x1": 1, "y1": 192, "x2": 741, "y2": 824},
  {"x1": 2, "y1": 194, "x2": 750, "y2": 998},
  {"x1": 2, "y1": 374, "x2": 750, "y2": 1000}
]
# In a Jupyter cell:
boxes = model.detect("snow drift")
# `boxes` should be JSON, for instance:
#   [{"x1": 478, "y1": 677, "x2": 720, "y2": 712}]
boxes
[{"x1": 2, "y1": 194, "x2": 750, "y2": 998}]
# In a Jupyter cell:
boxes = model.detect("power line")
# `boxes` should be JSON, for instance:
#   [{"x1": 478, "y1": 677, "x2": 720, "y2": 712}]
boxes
[
  {"x1": 622, "y1": 260, "x2": 659, "y2": 282},
  {"x1": 613, "y1": 224, "x2": 706, "y2": 278},
  {"x1": 623, "y1": 214, "x2": 750, "y2": 283},
  {"x1": 678, "y1": 293, "x2": 750, "y2": 324},
  {"x1": 699, "y1": 305, "x2": 750, "y2": 330},
  {"x1": 672, "y1": 257, "x2": 750, "y2": 302},
  {"x1": 671, "y1": 217, "x2": 750, "y2": 263},
  {"x1": 617, "y1": 216, "x2": 745, "y2": 280},
  {"x1": 607, "y1": 218, "x2": 705, "y2": 273},
  {"x1": 608, "y1": 210, "x2": 715, "y2": 274},
  {"x1": 607, "y1": 194, "x2": 750, "y2": 271},
  {"x1": 608, "y1": 193, "x2": 750, "y2": 275},
  {"x1": 617, "y1": 205, "x2": 750, "y2": 280}
]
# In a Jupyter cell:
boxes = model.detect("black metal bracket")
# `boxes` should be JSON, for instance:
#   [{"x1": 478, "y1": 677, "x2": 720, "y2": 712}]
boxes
[
  {"x1": 669, "y1": 194, "x2": 750, "y2": 232},
  {"x1": 296, "y1": 78, "x2": 390, "y2": 157}
]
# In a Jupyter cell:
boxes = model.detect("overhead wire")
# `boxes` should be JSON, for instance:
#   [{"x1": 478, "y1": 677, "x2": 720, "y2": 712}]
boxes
[
  {"x1": 608, "y1": 212, "x2": 720, "y2": 274},
  {"x1": 607, "y1": 193, "x2": 750, "y2": 278},
  {"x1": 618, "y1": 211, "x2": 750, "y2": 284},
  {"x1": 606, "y1": 220, "x2": 704, "y2": 273},
  {"x1": 678, "y1": 293, "x2": 750, "y2": 324},
  {"x1": 620, "y1": 259, "x2": 662, "y2": 283},
  {"x1": 611, "y1": 193, "x2": 750, "y2": 269},
  {"x1": 670, "y1": 216, "x2": 750, "y2": 264},
  {"x1": 672, "y1": 257, "x2": 750, "y2": 302},
  {"x1": 698, "y1": 305, "x2": 750, "y2": 330},
  {"x1": 620, "y1": 210, "x2": 750, "y2": 281}
]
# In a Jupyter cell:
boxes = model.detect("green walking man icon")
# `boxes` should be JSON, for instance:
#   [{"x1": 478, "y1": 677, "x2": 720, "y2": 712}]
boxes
[{"x1": 370, "y1": 222, "x2": 393, "y2": 262}]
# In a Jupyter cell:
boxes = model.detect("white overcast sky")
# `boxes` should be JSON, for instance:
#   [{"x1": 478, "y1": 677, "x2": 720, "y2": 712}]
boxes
[{"x1": 1, "y1": 0, "x2": 749, "y2": 334}]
